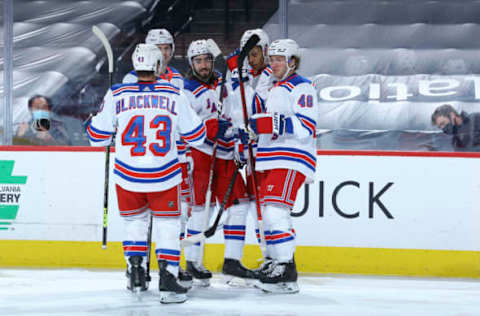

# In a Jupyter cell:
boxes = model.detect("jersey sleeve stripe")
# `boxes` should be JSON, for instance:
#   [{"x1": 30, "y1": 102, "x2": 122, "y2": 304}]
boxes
[
  {"x1": 296, "y1": 113, "x2": 316, "y2": 136},
  {"x1": 86, "y1": 124, "x2": 113, "y2": 142},
  {"x1": 181, "y1": 123, "x2": 206, "y2": 143}
]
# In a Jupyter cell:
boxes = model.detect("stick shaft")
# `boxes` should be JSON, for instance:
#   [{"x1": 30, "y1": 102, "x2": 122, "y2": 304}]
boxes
[{"x1": 92, "y1": 25, "x2": 114, "y2": 249}]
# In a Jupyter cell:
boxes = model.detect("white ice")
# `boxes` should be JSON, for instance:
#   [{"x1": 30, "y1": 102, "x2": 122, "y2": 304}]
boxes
[{"x1": 0, "y1": 269, "x2": 479, "y2": 316}]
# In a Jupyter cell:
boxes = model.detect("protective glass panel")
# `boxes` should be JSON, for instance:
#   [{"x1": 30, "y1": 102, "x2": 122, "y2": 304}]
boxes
[{"x1": 264, "y1": 0, "x2": 480, "y2": 152}]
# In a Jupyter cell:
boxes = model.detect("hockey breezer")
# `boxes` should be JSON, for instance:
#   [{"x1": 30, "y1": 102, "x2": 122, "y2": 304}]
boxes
[
  {"x1": 181, "y1": 167, "x2": 239, "y2": 247},
  {"x1": 92, "y1": 25, "x2": 114, "y2": 250}
]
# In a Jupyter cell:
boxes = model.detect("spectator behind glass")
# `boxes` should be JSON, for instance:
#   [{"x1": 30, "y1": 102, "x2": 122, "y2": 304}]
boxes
[
  {"x1": 431, "y1": 104, "x2": 480, "y2": 151},
  {"x1": 15, "y1": 95, "x2": 71, "y2": 145}
]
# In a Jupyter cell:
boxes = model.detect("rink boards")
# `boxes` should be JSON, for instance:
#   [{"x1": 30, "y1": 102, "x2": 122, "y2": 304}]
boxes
[{"x1": 1, "y1": 146, "x2": 479, "y2": 278}]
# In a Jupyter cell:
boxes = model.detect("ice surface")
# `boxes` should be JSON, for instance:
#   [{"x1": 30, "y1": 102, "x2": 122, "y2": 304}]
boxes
[{"x1": 0, "y1": 269, "x2": 479, "y2": 316}]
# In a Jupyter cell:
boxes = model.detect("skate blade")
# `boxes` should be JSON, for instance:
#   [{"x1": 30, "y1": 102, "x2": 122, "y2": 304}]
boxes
[
  {"x1": 192, "y1": 278, "x2": 210, "y2": 287},
  {"x1": 179, "y1": 279, "x2": 193, "y2": 290},
  {"x1": 223, "y1": 274, "x2": 257, "y2": 288},
  {"x1": 257, "y1": 281, "x2": 299, "y2": 294},
  {"x1": 160, "y1": 291, "x2": 187, "y2": 304},
  {"x1": 127, "y1": 282, "x2": 149, "y2": 300}
]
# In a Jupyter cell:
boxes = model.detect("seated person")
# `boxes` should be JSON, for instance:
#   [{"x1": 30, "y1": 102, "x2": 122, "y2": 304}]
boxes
[
  {"x1": 431, "y1": 104, "x2": 480, "y2": 151},
  {"x1": 15, "y1": 95, "x2": 70, "y2": 145}
]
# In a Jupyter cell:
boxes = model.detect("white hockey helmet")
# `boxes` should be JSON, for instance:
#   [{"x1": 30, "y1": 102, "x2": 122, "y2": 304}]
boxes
[
  {"x1": 268, "y1": 39, "x2": 300, "y2": 80},
  {"x1": 132, "y1": 43, "x2": 164, "y2": 76},
  {"x1": 268, "y1": 39, "x2": 300, "y2": 61},
  {"x1": 187, "y1": 39, "x2": 213, "y2": 68},
  {"x1": 240, "y1": 28, "x2": 270, "y2": 58},
  {"x1": 145, "y1": 29, "x2": 175, "y2": 57}
]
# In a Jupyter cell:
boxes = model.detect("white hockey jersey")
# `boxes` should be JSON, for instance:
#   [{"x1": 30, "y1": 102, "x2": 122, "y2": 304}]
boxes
[
  {"x1": 254, "y1": 74, "x2": 318, "y2": 181},
  {"x1": 183, "y1": 73, "x2": 236, "y2": 160},
  {"x1": 87, "y1": 80, "x2": 206, "y2": 192},
  {"x1": 227, "y1": 63, "x2": 274, "y2": 101},
  {"x1": 122, "y1": 66, "x2": 188, "y2": 163}
]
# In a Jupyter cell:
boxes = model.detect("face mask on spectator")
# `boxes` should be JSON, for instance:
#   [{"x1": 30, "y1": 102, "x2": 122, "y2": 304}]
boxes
[{"x1": 32, "y1": 110, "x2": 50, "y2": 131}]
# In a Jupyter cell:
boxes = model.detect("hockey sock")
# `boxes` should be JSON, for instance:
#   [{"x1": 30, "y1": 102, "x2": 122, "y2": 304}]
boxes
[
  {"x1": 263, "y1": 204, "x2": 296, "y2": 263},
  {"x1": 248, "y1": 200, "x2": 272, "y2": 258},
  {"x1": 122, "y1": 208, "x2": 150, "y2": 271},
  {"x1": 223, "y1": 203, "x2": 248, "y2": 260},
  {"x1": 184, "y1": 205, "x2": 207, "y2": 263},
  {"x1": 153, "y1": 216, "x2": 181, "y2": 277},
  {"x1": 180, "y1": 200, "x2": 189, "y2": 241}
]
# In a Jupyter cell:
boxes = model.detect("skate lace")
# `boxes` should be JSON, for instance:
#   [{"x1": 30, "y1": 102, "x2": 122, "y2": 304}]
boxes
[
  {"x1": 268, "y1": 262, "x2": 286, "y2": 277},
  {"x1": 195, "y1": 263, "x2": 209, "y2": 273},
  {"x1": 261, "y1": 259, "x2": 275, "y2": 274}
]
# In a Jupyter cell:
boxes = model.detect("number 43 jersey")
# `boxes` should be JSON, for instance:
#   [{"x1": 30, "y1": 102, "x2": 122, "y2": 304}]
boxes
[{"x1": 87, "y1": 80, "x2": 206, "y2": 193}]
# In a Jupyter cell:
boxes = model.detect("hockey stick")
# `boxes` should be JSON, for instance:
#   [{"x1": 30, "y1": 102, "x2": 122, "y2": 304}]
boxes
[
  {"x1": 237, "y1": 34, "x2": 268, "y2": 257},
  {"x1": 195, "y1": 39, "x2": 228, "y2": 265},
  {"x1": 181, "y1": 167, "x2": 238, "y2": 246},
  {"x1": 145, "y1": 212, "x2": 153, "y2": 282},
  {"x1": 92, "y1": 25, "x2": 114, "y2": 249}
]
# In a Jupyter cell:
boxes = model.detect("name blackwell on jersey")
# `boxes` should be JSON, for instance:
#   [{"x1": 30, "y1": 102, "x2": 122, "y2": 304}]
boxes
[{"x1": 116, "y1": 95, "x2": 177, "y2": 115}]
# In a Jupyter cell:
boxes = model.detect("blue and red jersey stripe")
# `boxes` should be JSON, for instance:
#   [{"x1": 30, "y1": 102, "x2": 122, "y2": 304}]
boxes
[
  {"x1": 114, "y1": 158, "x2": 181, "y2": 184},
  {"x1": 256, "y1": 147, "x2": 316, "y2": 172}
]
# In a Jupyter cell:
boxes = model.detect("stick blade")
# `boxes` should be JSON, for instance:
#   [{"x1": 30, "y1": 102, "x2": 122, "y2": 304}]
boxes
[
  {"x1": 238, "y1": 34, "x2": 260, "y2": 73},
  {"x1": 92, "y1": 25, "x2": 114, "y2": 74},
  {"x1": 206, "y1": 38, "x2": 222, "y2": 58},
  {"x1": 181, "y1": 233, "x2": 205, "y2": 247}
]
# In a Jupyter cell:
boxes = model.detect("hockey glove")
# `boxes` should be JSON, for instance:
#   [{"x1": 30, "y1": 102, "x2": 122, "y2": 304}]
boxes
[
  {"x1": 238, "y1": 127, "x2": 251, "y2": 145},
  {"x1": 205, "y1": 118, "x2": 232, "y2": 140},
  {"x1": 226, "y1": 48, "x2": 240, "y2": 72},
  {"x1": 249, "y1": 113, "x2": 294, "y2": 137}
]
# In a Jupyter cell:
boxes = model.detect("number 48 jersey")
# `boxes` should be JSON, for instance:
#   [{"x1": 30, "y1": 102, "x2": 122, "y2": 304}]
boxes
[{"x1": 87, "y1": 80, "x2": 206, "y2": 193}]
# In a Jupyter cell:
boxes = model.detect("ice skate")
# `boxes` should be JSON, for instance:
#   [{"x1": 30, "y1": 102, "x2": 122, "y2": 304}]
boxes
[
  {"x1": 126, "y1": 256, "x2": 148, "y2": 293},
  {"x1": 186, "y1": 260, "x2": 212, "y2": 287},
  {"x1": 158, "y1": 260, "x2": 188, "y2": 304},
  {"x1": 222, "y1": 258, "x2": 259, "y2": 286},
  {"x1": 257, "y1": 259, "x2": 299, "y2": 294},
  {"x1": 254, "y1": 257, "x2": 275, "y2": 277},
  {"x1": 178, "y1": 265, "x2": 193, "y2": 289}
]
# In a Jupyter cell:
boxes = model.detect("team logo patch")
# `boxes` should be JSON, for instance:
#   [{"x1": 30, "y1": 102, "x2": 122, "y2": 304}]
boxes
[
  {"x1": 267, "y1": 185, "x2": 275, "y2": 192},
  {"x1": 168, "y1": 201, "x2": 174, "y2": 208},
  {"x1": 138, "y1": 56, "x2": 144, "y2": 62}
]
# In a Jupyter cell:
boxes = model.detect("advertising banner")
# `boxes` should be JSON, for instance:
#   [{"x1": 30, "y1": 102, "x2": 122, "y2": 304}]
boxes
[{"x1": 1, "y1": 148, "x2": 479, "y2": 251}]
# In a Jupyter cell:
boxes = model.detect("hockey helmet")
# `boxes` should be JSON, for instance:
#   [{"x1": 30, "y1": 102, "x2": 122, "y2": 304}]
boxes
[
  {"x1": 268, "y1": 39, "x2": 300, "y2": 61},
  {"x1": 132, "y1": 43, "x2": 164, "y2": 76},
  {"x1": 145, "y1": 29, "x2": 175, "y2": 57},
  {"x1": 240, "y1": 28, "x2": 270, "y2": 58},
  {"x1": 268, "y1": 39, "x2": 300, "y2": 80},
  {"x1": 187, "y1": 39, "x2": 214, "y2": 68}
]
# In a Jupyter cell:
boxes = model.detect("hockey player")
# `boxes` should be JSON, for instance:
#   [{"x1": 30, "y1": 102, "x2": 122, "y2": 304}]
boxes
[
  {"x1": 122, "y1": 28, "x2": 193, "y2": 287},
  {"x1": 227, "y1": 28, "x2": 274, "y2": 100},
  {"x1": 182, "y1": 39, "x2": 257, "y2": 286},
  {"x1": 123, "y1": 29, "x2": 183, "y2": 88},
  {"x1": 87, "y1": 44, "x2": 226, "y2": 303},
  {"x1": 247, "y1": 39, "x2": 319, "y2": 294},
  {"x1": 226, "y1": 29, "x2": 276, "y2": 271}
]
